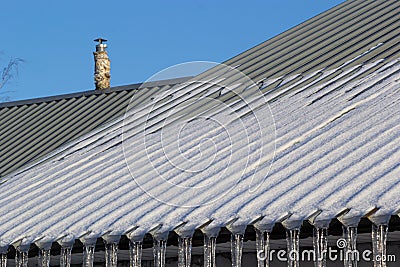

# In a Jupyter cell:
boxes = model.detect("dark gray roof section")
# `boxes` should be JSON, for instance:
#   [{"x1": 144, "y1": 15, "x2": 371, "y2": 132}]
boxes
[
  {"x1": 198, "y1": 0, "x2": 399, "y2": 88},
  {"x1": 0, "y1": 77, "x2": 192, "y2": 177},
  {"x1": 0, "y1": 77, "x2": 191, "y2": 108},
  {"x1": 1, "y1": 0, "x2": 399, "y2": 178}
]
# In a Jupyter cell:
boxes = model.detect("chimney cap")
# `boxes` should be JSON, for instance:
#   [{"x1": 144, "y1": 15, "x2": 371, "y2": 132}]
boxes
[{"x1": 94, "y1": 38, "x2": 108, "y2": 44}]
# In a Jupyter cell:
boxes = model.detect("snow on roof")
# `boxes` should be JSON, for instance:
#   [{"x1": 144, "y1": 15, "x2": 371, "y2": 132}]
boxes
[
  {"x1": 0, "y1": 77, "x2": 191, "y2": 178},
  {"x1": 0, "y1": 58, "x2": 399, "y2": 247}
]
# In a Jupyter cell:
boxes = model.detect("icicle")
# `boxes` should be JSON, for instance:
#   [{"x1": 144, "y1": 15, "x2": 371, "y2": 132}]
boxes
[
  {"x1": 129, "y1": 240, "x2": 142, "y2": 267},
  {"x1": 178, "y1": 237, "x2": 192, "y2": 267},
  {"x1": 256, "y1": 229, "x2": 265, "y2": 267},
  {"x1": 372, "y1": 224, "x2": 388, "y2": 267},
  {"x1": 0, "y1": 254, "x2": 6, "y2": 267},
  {"x1": 286, "y1": 229, "x2": 300, "y2": 267},
  {"x1": 204, "y1": 235, "x2": 217, "y2": 267},
  {"x1": 153, "y1": 239, "x2": 167, "y2": 267},
  {"x1": 372, "y1": 225, "x2": 377, "y2": 266},
  {"x1": 104, "y1": 241, "x2": 118, "y2": 267},
  {"x1": 231, "y1": 233, "x2": 244, "y2": 267},
  {"x1": 255, "y1": 228, "x2": 270, "y2": 267},
  {"x1": 15, "y1": 250, "x2": 28, "y2": 267},
  {"x1": 60, "y1": 246, "x2": 72, "y2": 267},
  {"x1": 343, "y1": 226, "x2": 358, "y2": 267},
  {"x1": 83, "y1": 244, "x2": 96, "y2": 267},
  {"x1": 313, "y1": 227, "x2": 328, "y2": 267},
  {"x1": 39, "y1": 249, "x2": 51, "y2": 267}
]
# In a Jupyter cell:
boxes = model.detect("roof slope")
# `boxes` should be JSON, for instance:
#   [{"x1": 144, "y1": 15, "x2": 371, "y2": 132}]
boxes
[
  {"x1": 1, "y1": 0, "x2": 398, "y2": 178},
  {"x1": 0, "y1": 0, "x2": 399, "y2": 246},
  {"x1": 223, "y1": 0, "x2": 400, "y2": 81},
  {"x1": 0, "y1": 77, "x2": 190, "y2": 177},
  {"x1": 0, "y1": 57, "x2": 398, "y2": 246}
]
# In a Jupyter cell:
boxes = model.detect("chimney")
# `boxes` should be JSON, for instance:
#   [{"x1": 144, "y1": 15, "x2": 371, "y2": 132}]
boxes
[{"x1": 93, "y1": 38, "x2": 111, "y2": 90}]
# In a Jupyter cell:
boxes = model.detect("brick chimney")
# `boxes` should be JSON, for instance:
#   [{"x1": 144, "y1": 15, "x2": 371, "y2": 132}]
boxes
[{"x1": 93, "y1": 38, "x2": 111, "y2": 90}]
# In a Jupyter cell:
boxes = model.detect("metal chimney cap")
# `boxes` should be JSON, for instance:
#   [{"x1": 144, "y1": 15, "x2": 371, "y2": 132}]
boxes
[
  {"x1": 94, "y1": 38, "x2": 108, "y2": 52},
  {"x1": 94, "y1": 38, "x2": 108, "y2": 44}
]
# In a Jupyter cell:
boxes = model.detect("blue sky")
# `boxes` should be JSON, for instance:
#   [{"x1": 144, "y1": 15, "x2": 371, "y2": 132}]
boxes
[{"x1": 1, "y1": 0, "x2": 344, "y2": 102}]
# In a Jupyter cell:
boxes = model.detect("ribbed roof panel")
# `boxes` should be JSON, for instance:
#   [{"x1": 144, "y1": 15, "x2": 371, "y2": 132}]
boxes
[
  {"x1": 0, "y1": 78, "x2": 191, "y2": 177},
  {"x1": 0, "y1": 0, "x2": 399, "y2": 246}
]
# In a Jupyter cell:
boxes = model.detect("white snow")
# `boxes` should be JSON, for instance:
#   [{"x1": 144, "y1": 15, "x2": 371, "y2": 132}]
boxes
[{"x1": 0, "y1": 58, "x2": 399, "y2": 247}]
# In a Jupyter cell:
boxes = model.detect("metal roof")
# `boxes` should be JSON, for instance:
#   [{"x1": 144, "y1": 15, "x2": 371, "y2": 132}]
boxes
[
  {"x1": 0, "y1": 77, "x2": 191, "y2": 177},
  {"x1": 0, "y1": 0, "x2": 399, "y2": 248},
  {"x1": 0, "y1": 0, "x2": 399, "y2": 178},
  {"x1": 0, "y1": 55, "x2": 398, "y2": 248},
  {"x1": 222, "y1": 0, "x2": 400, "y2": 81}
]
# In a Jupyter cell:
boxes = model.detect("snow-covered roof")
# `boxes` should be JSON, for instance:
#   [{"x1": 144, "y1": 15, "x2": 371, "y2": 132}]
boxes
[
  {"x1": 0, "y1": 77, "x2": 191, "y2": 178},
  {"x1": 1, "y1": 0, "x2": 400, "y2": 251},
  {"x1": 0, "y1": 56, "x2": 399, "y2": 247}
]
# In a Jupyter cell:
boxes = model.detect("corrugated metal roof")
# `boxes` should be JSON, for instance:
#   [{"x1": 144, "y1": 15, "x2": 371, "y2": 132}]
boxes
[
  {"x1": 223, "y1": 0, "x2": 400, "y2": 80},
  {"x1": 0, "y1": 56, "x2": 398, "y2": 247},
  {"x1": 0, "y1": 0, "x2": 399, "y2": 247},
  {"x1": 0, "y1": 77, "x2": 191, "y2": 177},
  {"x1": 1, "y1": 0, "x2": 398, "y2": 179}
]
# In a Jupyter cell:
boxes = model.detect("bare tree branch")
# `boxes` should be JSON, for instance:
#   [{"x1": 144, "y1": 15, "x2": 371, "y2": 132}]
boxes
[
  {"x1": 0, "y1": 57, "x2": 24, "y2": 90},
  {"x1": 0, "y1": 57, "x2": 24, "y2": 102}
]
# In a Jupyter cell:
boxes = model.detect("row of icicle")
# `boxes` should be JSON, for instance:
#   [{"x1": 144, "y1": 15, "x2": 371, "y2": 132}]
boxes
[{"x1": 0, "y1": 222, "x2": 389, "y2": 267}]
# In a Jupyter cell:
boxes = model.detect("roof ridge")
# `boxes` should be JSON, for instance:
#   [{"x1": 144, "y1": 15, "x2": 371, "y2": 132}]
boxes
[{"x1": 0, "y1": 76, "x2": 192, "y2": 108}]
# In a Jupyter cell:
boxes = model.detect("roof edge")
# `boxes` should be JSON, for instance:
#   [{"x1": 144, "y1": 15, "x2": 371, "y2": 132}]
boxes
[{"x1": 0, "y1": 76, "x2": 193, "y2": 108}]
